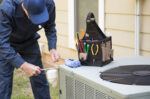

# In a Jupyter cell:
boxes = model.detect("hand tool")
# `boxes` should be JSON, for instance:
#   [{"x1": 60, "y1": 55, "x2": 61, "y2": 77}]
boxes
[
  {"x1": 84, "y1": 42, "x2": 90, "y2": 53},
  {"x1": 91, "y1": 44, "x2": 99, "y2": 64},
  {"x1": 76, "y1": 32, "x2": 80, "y2": 41},
  {"x1": 76, "y1": 32, "x2": 85, "y2": 53},
  {"x1": 75, "y1": 32, "x2": 82, "y2": 52},
  {"x1": 80, "y1": 29, "x2": 85, "y2": 39},
  {"x1": 84, "y1": 43, "x2": 87, "y2": 53},
  {"x1": 80, "y1": 40, "x2": 85, "y2": 52},
  {"x1": 91, "y1": 44, "x2": 99, "y2": 56},
  {"x1": 87, "y1": 44, "x2": 90, "y2": 53},
  {"x1": 40, "y1": 67, "x2": 58, "y2": 71},
  {"x1": 74, "y1": 37, "x2": 79, "y2": 50}
]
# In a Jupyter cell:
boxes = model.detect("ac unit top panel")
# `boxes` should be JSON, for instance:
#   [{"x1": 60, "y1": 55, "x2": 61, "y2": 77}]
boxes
[{"x1": 59, "y1": 56, "x2": 150, "y2": 97}]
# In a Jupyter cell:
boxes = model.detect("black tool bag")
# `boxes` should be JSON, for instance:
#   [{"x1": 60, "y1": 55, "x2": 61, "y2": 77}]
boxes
[{"x1": 78, "y1": 12, "x2": 113, "y2": 66}]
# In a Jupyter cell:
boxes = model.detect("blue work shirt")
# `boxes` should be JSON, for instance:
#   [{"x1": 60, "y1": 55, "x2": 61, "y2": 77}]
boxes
[{"x1": 0, "y1": 0, "x2": 57, "y2": 68}]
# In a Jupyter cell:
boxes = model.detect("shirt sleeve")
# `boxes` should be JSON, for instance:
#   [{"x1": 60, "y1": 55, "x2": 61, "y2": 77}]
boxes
[
  {"x1": 0, "y1": 10, "x2": 25, "y2": 68},
  {"x1": 44, "y1": 1, "x2": 57, "y2": 50}
]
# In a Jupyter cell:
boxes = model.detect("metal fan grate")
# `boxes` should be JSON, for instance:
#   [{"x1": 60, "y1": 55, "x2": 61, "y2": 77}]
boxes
[
  {"x1": 75, "y1": 80, "x2": 85, "y2": 99},
  {"x1": 96, "y1": 90, "x2": 107, "y2": 99},
  {"x1": 85, "y1": 84, "x2": 94, "y2": 99},
  {"x1": 65, "y1": 76, "x2": 115, "y2": 99},
  {"x1": 100, "y1": 65, "x2": 150, "y2": 85},
  {"x1": 108, "y1": 96, "x2": 114, "y2": 99},
  {"x1": 66, "y1": 76, "x2": 74, "y2": 99}
]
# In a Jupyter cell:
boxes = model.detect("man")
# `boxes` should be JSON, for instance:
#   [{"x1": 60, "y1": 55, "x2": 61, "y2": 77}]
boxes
[{"x1": 0, "y1": 0, "x2": 60, "y2": 98}]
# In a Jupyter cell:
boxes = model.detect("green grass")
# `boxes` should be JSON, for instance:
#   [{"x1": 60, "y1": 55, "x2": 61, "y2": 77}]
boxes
[
  {"x1": 50, "y1": 84, "x2": 59, "y2": 99},
  {"x1": 11, "y1": 69, "x2": 59, "y2": 99}
]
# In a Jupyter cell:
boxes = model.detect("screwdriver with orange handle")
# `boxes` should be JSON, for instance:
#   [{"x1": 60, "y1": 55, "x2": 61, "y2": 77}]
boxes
[{"x1": 80, "y1": 29, "x2": 85, "y2": 39}]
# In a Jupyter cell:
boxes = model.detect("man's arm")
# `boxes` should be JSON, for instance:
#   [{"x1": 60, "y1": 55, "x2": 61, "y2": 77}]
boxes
[
  {"x1": 0, "y1": 9, "x2": 41, "y2": 77},
  {"x1": 44, "y1": 1, "x2": 60, "y2": 62},
  {"x1": 0, "y1": 10, "x2": 25, "y2": 68},
  {"x1": 44, "y1": 1, "x2": 56, "y2": 50}
]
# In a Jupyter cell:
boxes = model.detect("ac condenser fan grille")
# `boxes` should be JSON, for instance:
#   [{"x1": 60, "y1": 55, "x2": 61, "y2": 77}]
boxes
[{"x1": 100, "y1": 65, "x2": 150, "y2": 85}]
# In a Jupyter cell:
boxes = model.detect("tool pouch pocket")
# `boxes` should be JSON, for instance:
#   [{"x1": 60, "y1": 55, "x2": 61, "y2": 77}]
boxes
[
  {"x1": 78, "y1": 37, "x2": 113, "y2": 66},
  {"x1": 78, "y1": 12, "x2": 114, "y2": 66}
]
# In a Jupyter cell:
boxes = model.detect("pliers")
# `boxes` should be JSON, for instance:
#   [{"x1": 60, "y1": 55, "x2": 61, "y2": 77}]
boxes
[{"x1": 91, "y1": 44, "x2": 99, "y2": 56}]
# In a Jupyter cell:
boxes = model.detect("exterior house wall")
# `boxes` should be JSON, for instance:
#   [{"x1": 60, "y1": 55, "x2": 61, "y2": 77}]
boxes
[
  {"x1": 105, "y1": 0, "x2": 150, "y2": 57},
  {"x1": 105, "y1": 0, "x2": 136, "y2": 57},
  {"x1": 38, "y1": 0, "x2": 150, "y2": 63}
]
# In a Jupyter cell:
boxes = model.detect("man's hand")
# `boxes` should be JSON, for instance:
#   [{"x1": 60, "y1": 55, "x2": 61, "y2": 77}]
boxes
[
  {"x1": 20, "y1": 62, "x2": 41, "y2": 77},
  {"x1": 50, "y1": 49, "x2": 60, "y2": 62}
]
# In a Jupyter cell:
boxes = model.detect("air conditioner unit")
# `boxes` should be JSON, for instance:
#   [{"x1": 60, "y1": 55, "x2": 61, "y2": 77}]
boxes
[{"x1": 59, "y1": 56, "x2": 150, "y2": 99}]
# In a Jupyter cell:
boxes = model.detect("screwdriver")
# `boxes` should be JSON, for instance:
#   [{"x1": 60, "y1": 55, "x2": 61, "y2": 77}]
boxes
[
  {"x1": 40, "y1": 67, "x2": 58, "y2": 71},
  {"x1": 80, "y1": 29, "x2": 85, "y2": 39},
  {"x1": 84, "y1": 42, "x2": 90, "y2": 53}
]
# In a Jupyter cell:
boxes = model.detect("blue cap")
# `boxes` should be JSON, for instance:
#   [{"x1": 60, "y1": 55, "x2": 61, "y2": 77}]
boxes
[{"x1": 23, "y1": 0, "x2": 49, "y2": 24}]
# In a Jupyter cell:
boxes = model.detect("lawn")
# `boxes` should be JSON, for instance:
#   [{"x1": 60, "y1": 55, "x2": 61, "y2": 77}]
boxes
[{"x1": 11, "y1": 69, "x2": 59, "y2": 99}]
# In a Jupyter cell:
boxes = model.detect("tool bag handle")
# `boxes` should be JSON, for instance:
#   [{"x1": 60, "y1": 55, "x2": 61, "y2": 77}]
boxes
[
  {"x1": 86, "y1": 12, "x2": 95, "y2": 22},
  {"x1": 84, "y1": 12, "x2": 106, "y2": 40}
]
